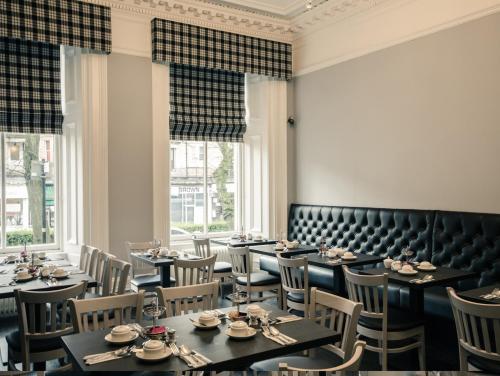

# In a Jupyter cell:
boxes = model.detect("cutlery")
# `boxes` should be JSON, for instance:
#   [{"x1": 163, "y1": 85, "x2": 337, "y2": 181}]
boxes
[
  {"x1": 269, "y1": 326, "x2": 295, "y2": 344},
  {"x1": 262, "y1": 326, "x2": 286, "y2": 345},
  {"x1": 189, "y1": 318, "x2": 207, "y2": 326},
  {"x1": 410, "y1": 275, "x2": 434, "y2": 284},
  {"x1": 84, "y1": 345, "x2": 135, "y2": 362},
  {"x1": 179, "y1": 345, "x2": 200, "y2": 367},
  {"x1": 127, "y1": 323, "x2": 147, "y2": 339}
]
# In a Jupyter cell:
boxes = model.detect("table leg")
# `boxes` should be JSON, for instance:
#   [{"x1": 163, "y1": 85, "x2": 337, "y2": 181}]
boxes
[
  {"x1": 159, "y1": 265, "x2": 171, "y2": 288},
  {"x1": 408, "y1": 288, "x2": 424, "y2": 317}
]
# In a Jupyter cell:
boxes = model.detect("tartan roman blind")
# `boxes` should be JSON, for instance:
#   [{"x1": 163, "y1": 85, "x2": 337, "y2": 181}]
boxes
[
  {"x1": 0, "y1": 38, "x2": 63, "y2": 134},
  {"x1": 170, "y1": 64, "x2": 246, "y2": 142},
  {"x1": 0, "y1": 0, "x2": 112, "y2": 54},
  {"x1": 152, "y1": 18, "x2": 292, "y2": 81}
]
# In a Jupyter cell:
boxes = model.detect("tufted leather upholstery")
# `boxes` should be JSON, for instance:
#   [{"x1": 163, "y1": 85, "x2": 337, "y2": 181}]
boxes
[
  {"x1": 432, "y1": 211, "x2": 500, "y2": 290},
  {"x1": 288, "y1": 204, "x2": 434, "y2": 261}
]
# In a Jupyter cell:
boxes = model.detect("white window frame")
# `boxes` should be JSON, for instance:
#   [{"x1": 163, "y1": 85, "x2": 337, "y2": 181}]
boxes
[{"x1": 170, "y1": 141, "x2": 243, "y2": 244}]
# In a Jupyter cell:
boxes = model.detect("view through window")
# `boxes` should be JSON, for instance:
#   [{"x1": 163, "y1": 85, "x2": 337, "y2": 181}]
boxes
[
  {"x1": 170, "y1": 141, "x2": 239, "y2": 240},
  {"x1": 1, "y1": 133, "x2": 58, "y2": 250}
]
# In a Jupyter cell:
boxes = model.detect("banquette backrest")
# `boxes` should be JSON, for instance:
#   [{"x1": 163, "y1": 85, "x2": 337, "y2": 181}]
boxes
[
  {"x1": 288, "y1": 204, "x2": 434, "y2": 261},
  {"x1": 432, "y1": 210, "x2": 500, "y2": 289}
]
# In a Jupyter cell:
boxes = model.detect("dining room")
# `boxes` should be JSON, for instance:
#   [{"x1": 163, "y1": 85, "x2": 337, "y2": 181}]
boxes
[{"x1": 0, "y1": 0, "x2": 499, "y2": 374}]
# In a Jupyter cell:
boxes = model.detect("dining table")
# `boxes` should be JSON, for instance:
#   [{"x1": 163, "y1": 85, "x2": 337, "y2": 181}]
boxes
[
  {"x1": 249, "y1": 244, "x2": 318, "y2": 257},
  {"x1": 211, "y1": 237, "x2": 277, "y2": 248},
  {"x1": 458, "y1": 283, "x2": 500, "y2": 304},
  {"x1": 130, "y1": 253, "x2": 201, "y2": 288},
  {"x1": 0, "y1": 257, "x2": 97, "y2": 299},
  {"x1": 62, "y1": 303, "x2": 341, "y2": 372},
  {"x1": 361, "y1": 265, "x2": 477, "y2": 316}
]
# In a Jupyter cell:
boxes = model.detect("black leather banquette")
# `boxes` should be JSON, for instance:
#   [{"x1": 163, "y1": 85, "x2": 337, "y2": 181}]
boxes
[{"x1": 260, "y1": 204, "x2": 500, "y2": 319}]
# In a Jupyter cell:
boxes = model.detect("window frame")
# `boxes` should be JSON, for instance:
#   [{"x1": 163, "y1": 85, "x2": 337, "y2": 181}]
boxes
[{"x1": 170, "y1": 141, "x2": 243, "y2": 244}]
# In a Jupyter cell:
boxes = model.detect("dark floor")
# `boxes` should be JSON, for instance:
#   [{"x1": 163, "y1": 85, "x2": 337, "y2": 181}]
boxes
[{"x1": 0, "y1": 282, "x2": 460, "y2": 372}]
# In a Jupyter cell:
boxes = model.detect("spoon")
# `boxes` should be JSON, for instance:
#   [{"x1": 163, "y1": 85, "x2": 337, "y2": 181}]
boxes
[
  {"x1": 179, "y1": 345, "x2": 203, "y2": 367},
  {"x1": 189, "y1": 318, "x2": 207, "y2": 326}
]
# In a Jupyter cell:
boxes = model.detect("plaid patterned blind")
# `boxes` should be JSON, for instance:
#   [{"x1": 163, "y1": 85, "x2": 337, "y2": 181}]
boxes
[
  {"x1": 170, "y1": 64, "x2": 246, "y2": 142},
  {"x1": 0, "y1": 38, "x2": 63, "y2": 134},
  {"x1": 152, "y1": 18, "x2": 292, "y2": 80},
  {"x1": 0, "y1": 0, "x2": 111, "y2": 54}
]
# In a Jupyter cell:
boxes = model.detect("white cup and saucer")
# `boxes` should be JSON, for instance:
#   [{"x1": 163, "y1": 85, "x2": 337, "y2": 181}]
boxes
[
  {"x1": 168, "y1": 250, "x2": 179, "y2": 258},
  {"x1": 417, "y1": 261, "x2": 437, "y2": 271},
  {"x1": 383, "y1": 257, "x2": 393, "y2": 269},
  {"x1": 105, "y1": 325, "x2": 139, "y2": 344},
  {"x1": 135, "y1": 339, "x2": 172, "y2": 361},
  {"x1": 37, "y1": 252, "x2": 46, "y2": 260},
  {"x1": 15, "y1": 270, "x2": 33, "y2": 282},
  {"x1": 398, "y1": 264, "x2": 418, "y2": 275},
  {"x1": 341, "y1": 251, "x2": 357, "y2": 260},
  {"x1": 275, "y1": 242, "x2": 285, "y2": 252},
  {"x1": 254, "y1": 234, "x2": 263, "y2": 241},
  {"x1": 158, "y1": 248, "x2": 169, "y2": 257},
  {"x1": 225, "y1": 321, "x2": 256, "y2": 339},
  {"x1": 6, "y1": 255, "x2": 17, "y2": 264},
  {"x1": 51, "y1": 268, "x2": 69, "y2": 279},
  {"x1": 286, "y1": 240, "x2": 300, "y2": 249},
  {"x1": 192, "y1": 312, "x2": 221, "y2": 329},
  {"x1": 326, "y1": 249, "x2": 337, "y2": 258},
  {"x1": 246, "y1": 304, "x2": 263, "y2": 317}
]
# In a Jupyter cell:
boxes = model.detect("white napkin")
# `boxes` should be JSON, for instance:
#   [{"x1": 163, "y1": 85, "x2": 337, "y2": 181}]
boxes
[
  {"x1": 84, "y1": 351, "x2": 121, "y2": 365},
  {"x1": 262, "y1": 331, "x2": 297, "y2": 346},
  {"x1": 276, "y1": 315, "x2": 302, "y2": 323}
]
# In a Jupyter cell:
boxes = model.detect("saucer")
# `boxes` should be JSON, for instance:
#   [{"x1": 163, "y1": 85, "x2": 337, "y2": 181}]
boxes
[
  {"x1": 135, "y1": 347, "x2": 172, "y2": 362},
  {"x1": 225, "y1": 327, "x2": 257, "y2": 340},
  {"x1": 14, "y1": 275, "x2": 34, "y2": 282},
  {"x1": 192, "y1": 318, "x2": 221, "y2": 330},
  {"x1": 104, "y1": 331, "x2": 139, "y2": 344},
  {"x1": 398, "y1": 269, "x2": 418, "y2": 275},
  {"x1": 342, "y1": 255, "x2": 357, "y2": 260},
  {"x1": 417, "y1": 265, "x2": 436, "y2": 271},
  {"x1": 51, "y1": 272, "x2": 69, "y2": 279}
]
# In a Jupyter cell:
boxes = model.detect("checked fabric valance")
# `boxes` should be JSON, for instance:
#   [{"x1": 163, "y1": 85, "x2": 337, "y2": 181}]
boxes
[
  {"x1": 0, "y1": 38, "x2": 63, "y2": 134},
  {"x1": 152, "y1": 18, "x2": 292, "y2": 81},
  {"x1": 0, "y1": 0, "x2": 112, "y2": 54},
  {"x1": 170, "y1": 64, "x2": 246, "y2": 143}
]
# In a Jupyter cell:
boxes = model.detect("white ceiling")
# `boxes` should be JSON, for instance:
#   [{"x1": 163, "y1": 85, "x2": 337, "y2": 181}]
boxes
[{"x1": 207, "y1": 0, "x2": 320, "y2": 18}]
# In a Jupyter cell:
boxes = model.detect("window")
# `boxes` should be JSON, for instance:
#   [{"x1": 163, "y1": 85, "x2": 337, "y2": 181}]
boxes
[
  {"x1": 1, "y1": 133, "x2": 59, "y2": 251},
  {"x1": 170, "y1": 141, "x2": 241, "y2": 241}
]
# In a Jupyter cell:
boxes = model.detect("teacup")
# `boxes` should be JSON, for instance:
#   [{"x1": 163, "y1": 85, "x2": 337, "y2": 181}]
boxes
[
  {"x1": 401, "y1": 264, "x2": 414, "y2": 273},
  {"x1": 16, "y1": 270, "x2": 30, "y2": 279},
  {"x1": 254, "y1": 234, "x2": 263, "y2": 241},
  {"x1": 383, "y1": 258, "x2": 393, "y2": 269},
  {"x1": 169, "y1": 250, "x2": 179, "y2": 257},
  {"x1": 230, "y1": 321, "x2": 249, "y2": 334},
  {"x1": 111, "y1": 325, "x2": 132, "y2": 341},
  {"x1": 198, "y1": 312, "x2": 217, "y2": 325},
  {"x1": 419, "y1": 261, "x2": 433, "y2": 269},
  {"x1": 287, "y1": 240, "x2": 300, "y2": 249},
  {"x1": 391, "y1": 261, "x2": 402, "y2": 271},
  {"x1": 326, "y1": 249, "x2": 337, "y2": 258},
  {"x1": 52, "y1": 268, "x2": 66, "y2": 277},
  {"x1": 334, "y1": 248, "x2": 346, "y2": 257},
  {"x1": 247, "y1": 304, "x2": 262, "y2": 316},
  {"x1": 143, "y1": 340, "x2": 165, "y2": 356},
  {"x1": 37, "y1": 252, "x2": 46, "y2": 259},
  {"x1": 343, "y1": 251, "x2": 354, "y2": 258},
  {"x1": 159, "y1": 248, "x2": 169, "y2": 257},
  {"x1": 6, "y1": 255, "x2": 17, "y2": 262},
  {"x1": 41, "y1": 267, "x2": 51, "y2": 278},
  {"x1": 275, "y1": 242, "x2": 285, "y2": 250}
]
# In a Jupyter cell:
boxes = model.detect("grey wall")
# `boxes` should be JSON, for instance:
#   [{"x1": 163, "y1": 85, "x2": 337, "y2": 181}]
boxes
[
  {"x1": 293, "y1": 12, "x2": 500, "y2": 214},
  {"x1": 108, "y1": 53, "x2": 153, "y2": 259}
]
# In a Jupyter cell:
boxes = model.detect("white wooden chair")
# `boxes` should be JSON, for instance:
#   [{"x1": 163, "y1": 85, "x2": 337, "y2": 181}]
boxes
[
  {"x1": 447, "y1": 287, "x2": 500, "y2": 373},
  {"x1": 86, "y1": 250, "x2": 115, "y2": 297},
  {"x1": 156, "y1": 281, "x2": 219, "y2": 317},
  {"x1": 343, "y1": 265, "x2": 426, "y2": 371},
  {"x1": 193, "y1": 237, "x2": 232, "y2": 294},
  {"x1": 103, "y1": 257, "x2": 131, "y2": 296},
  {"x1": 251, "y1": 287, "x2": 363, "y2": 371},
  {"x1": 79, "y1": 245, "x2": 99, "y2": 275},
  {"x1": 7, "y1": 282, "x2": 88, "y2": 371},
  {"x1": 173, "y1": 255, "x2": 216, "y2": 286},
  {"x1": 228, "y1": 246, "x2": 282, "y2": 306},
  {"x1": 126, "y1": 240, "x2": 164, "y2": 292},
  {"x1": 278, "y1": 254, "x2": 309, "y2": 314},
  {"x1": 69, "y1": 291, "x2": 145, "y2": 333}
]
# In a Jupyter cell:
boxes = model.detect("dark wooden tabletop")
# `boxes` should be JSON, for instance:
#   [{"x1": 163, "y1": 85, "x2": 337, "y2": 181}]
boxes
[
  {"x1": 249, "y1": 244, "x2": 318, "y2": 257},
  {"x1": 210, "y1": 238, "x2": 277, "y2": 247},
  {"x1": 458, "y1": 283, "x2": 500, "y2": 304},
  {"x1": 0, "y1": 258, "x2": 97, "y2": 299},
  {"x1": 297, "y1": 253, "x2": 384, "y2": 269},
  {"x1": 62, "y1": 304, "x2": 340, "y2": 372},
  {"x1": 130, "y1": 253, "x2": 200, "y2": 267},
  {"x1": 361, "y1": 266, "x2": 477, "y2": 289}
]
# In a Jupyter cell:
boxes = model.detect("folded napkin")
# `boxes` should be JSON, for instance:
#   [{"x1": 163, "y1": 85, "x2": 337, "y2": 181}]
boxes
[
  {"x1": 180, "y1": 350, "x2": 212, "y2": 367},
  {"x1": 276, "y1": 315, "x2": 302, "y2": 323},
  {"x1": 262, "y1": 330, "x2": 297, "y2": 346},
  {"x1": 84, "y1": 349, "x2": 127, "y2": 365}
]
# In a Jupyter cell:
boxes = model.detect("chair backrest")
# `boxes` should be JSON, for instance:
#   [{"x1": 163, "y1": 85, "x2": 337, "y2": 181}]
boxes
[
  {"x1": 309, "y1": 287, "x2": 362, "y2": 359},
  {"x1": 278, "y1": 254, "x2": 309, "y2": 310},
  {"x1": 88, "y1": 250, "x2": 115, "y2": 296},
  {"x1": 15, "y1": 282, "x2": 88, "y2": 347},
  {"x1": 227, "y1": 246, "x2": 250, "y2": 278},
  {"x1": 69, "y1": 291, "x2": 144, "y2": 333},
  {"x1": 447, "y1": 287, "x2": 500, "y2": 363},
  {"x1": 193, "y1": 238, "x2": 211, "y2": 258},
  {"x1": 103, "y1": 257, "x2": 131, "y2": 296},
  {"x1": 174, "y1": 255, "x2": 216, "y2": 286},
  {"x1": 156, "y1": 281, "x2": 219, "y2": 317},
  {"x1": 125, "y1": 240, "x2": 158, "y2": 276},
  {"x1": 79, "y1": 245, "x2": 99, "y2": 275}
]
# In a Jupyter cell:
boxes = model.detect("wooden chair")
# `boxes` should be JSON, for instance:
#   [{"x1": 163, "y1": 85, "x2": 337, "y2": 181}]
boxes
[
  {"x1": 69, "y1": 291, "x2": 145, "y2": 333},
  {"x1": 156, "y1": 281, "x2": 219, "y2": 317},
  {"x1": 251, "y1": 287, "x2": 363, "y2": 371},
  {"x1": 193, "y1": 237, "x2": 232, "y2": 294},
  {"x1": 79, "y1": 245, "x2": 99, "y2": 275},
  {"x1": 447, "y1": 287, "x2": 500, "y2": 373},
  {"x1": 343, "y1": 265, "x2": 425, "y2": 371},
  {"x1": 103, "y1": 257, "x2": 131, "y2": 296},
  {"x1": 126, "y1": 241, "x2": 163, "y2": 293},
  {"x1": 7, "y1": 282, "x2": 88, "y2": 371},
  {"x1": 173, "y1": 255, "x2": 216, "y2": 286},
  {"x1": 86, "y1": 250, "x2": 115, "y2": 297},
  {"x1": 277, "y1": 253, "x2": 309, "y2": 314},
  {"x1": 228, "y1": 246, "x2": 282, "y2": 306},
  {"x1": 278, "y1": 340, "x2": 366, "y2": 374}
]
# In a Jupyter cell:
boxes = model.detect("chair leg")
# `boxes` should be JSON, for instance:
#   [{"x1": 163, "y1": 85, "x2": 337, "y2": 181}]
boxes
[
  {"x1": 458, "y1": 346, "x2": 468, "y2": 372},
  {"x1": 418, "y1": 332, "x2": 426, "y2": 370},
  {"x1": 381, "y1": 337, "x2": 388, "y2": 371}
]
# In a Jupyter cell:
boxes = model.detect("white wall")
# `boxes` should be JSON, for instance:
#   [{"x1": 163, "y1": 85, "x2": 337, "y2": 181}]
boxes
[{"x1": 293, "y1": 12, "x2": 500, "y2": 214}]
